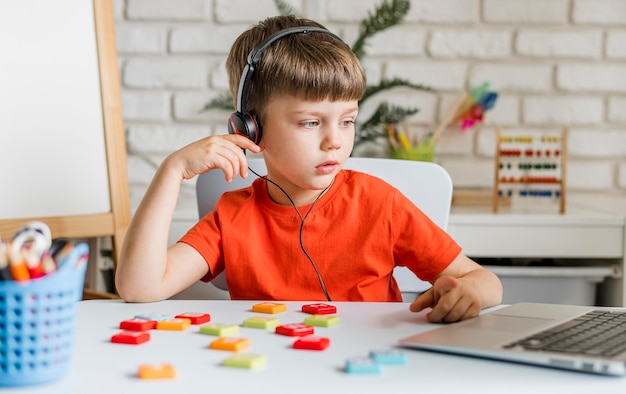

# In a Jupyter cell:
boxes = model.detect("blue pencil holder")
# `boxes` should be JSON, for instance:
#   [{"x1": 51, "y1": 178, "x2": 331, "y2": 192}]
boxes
[{"x1": 0, "y1": 244, "x2": 87, "y2": 387}]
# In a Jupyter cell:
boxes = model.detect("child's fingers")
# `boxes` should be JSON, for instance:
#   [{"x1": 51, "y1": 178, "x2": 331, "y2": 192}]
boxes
[{"x1": 409, "y1": 288, "x2": 434, "y2": 312}]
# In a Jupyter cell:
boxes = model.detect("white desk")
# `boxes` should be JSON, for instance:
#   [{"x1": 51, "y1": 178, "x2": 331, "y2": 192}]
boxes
[{"x1": 9, "y1": 300, "x2": 626, "y2": 394}]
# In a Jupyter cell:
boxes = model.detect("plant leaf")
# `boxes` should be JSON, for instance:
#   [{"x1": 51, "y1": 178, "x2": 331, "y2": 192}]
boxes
[
  {"x1": 361, "y1": 78, "x2": 431, "y2": 103},
  {"x1": 352, "y1": 0, "x2": 411, "y2": 60},
  {"x1": 274, "y1": 0, "x2": 300, "y2": 16}
]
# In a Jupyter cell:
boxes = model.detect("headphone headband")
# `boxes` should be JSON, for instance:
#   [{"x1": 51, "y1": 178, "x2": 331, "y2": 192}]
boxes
[
  {"x1": 228, "y1": 26, "x2": 346, "y2": 144},
  {"x1": 236, "y1": 26, "x2": 343, "y2": 113}
]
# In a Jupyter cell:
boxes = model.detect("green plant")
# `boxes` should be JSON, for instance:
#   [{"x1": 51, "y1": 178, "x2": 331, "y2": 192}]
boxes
[{"x1": 201, "y1": 0, "x2": 430, "y2": 149}]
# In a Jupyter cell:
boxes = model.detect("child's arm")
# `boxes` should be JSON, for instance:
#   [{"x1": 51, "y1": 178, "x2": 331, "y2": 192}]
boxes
[
  {"x1": 115, "y1": 134, "x2": 261, "y2": 302},
  {"x1": 409, "y1": 254, "x2": 503, "y2": 323}
]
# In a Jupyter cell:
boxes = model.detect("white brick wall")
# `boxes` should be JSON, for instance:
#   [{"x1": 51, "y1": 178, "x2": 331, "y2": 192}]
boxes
[{"x1": 112, "y1": 0, "x2": 626, "y2": 214}]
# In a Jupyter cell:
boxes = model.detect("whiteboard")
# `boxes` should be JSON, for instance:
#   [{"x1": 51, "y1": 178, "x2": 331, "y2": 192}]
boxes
[{"x1": 0, "y1": 0, "x2": 111, "y2": 219}]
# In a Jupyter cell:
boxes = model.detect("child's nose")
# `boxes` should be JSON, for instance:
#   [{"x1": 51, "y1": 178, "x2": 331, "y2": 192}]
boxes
[{"x1": 321, "y1": 126, "x2": 342, "y2": 150}]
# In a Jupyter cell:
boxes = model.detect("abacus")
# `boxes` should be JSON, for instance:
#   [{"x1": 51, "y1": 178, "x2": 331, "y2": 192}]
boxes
[{"x1": 492, "y1": 126, "x2": 568, "y2": 214}]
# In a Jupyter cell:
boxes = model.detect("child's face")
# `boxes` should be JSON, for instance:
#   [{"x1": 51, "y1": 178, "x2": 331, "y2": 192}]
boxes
[{"x1": 260, "y1": 94, "x2": 358, "y2": 198}]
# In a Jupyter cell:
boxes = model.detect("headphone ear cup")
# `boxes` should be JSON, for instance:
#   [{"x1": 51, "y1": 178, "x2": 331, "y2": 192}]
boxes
[{"x1": 228, "y1": 112, "x2": 262, "y2": 144}]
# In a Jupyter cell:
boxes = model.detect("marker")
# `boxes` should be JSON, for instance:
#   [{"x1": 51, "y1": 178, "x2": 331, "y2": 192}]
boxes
[
  {"x1": 51, "y1": 240, "x2": 75, "y2": 266},
  {"x1": 0, "y1": 240, "x2": 11, "y2": 280},
  {"x1": 23, "y1": 245, "x2": 44, "y2": 279},
  {"x1": 7, "y1": 243, "x2": 30, "y2": 281},
  {"x1": 55, "y1": 242, "x2": 89, "y2": 268},
  {"x1": 40, "y1": 251, "x2": 57, "y2": 275}
]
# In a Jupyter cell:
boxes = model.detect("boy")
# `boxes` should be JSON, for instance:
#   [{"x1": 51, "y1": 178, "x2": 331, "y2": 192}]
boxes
[{"x1": 116, "y1": 15, "x2": 502, "y2": 323}]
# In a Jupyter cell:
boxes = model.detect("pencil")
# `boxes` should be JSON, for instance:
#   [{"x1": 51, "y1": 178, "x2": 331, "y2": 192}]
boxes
[
  {"x1": 386, "y1": 124, "x2": 400, "y2": 150},
  {"x1": 397, "y1": 126, "x2": 412, "y2": 150}
]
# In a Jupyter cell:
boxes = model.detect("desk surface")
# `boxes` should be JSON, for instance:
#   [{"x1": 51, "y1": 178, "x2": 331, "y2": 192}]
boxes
[{"x1": 11, "y1": 300, "x2": 626, "y2": 394}]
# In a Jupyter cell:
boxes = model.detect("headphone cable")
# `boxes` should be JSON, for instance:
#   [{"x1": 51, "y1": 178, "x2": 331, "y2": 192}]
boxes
[{"x1": 248, "y1": 166, "x2": 332, "y2": 302}]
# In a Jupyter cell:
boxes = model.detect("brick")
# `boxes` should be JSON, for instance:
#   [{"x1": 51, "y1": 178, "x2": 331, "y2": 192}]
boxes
[
  {"x1": 386, "y1": 61, "x2": 466, "y2": 90},
  {"x1": 129, "y1": 183, "x2": 149, "y2": 211},
  {"x1": 470, "y1": 64, "x2": 552, "y2": 93},
  {"x1": 360, "y1": 60, "x2": 382, "y2": 86},
  {"x1": 516, "y1": 30, "x2": 602, "y2": 59},
  {"x1": 568, "y1": 129, "x2": 626, "y2": 158},
  {"x1": 112, "y1": 0, "x2": 124, "y2": 20},
  {"x1": 366, "y1": 27, "x2": 426, "y2": 56},
  {"x1": 437, "y1": 158, "x2": 495, "y2": 188},
  {"x1": 210, "y1": 60, "x2": 230, "y2": 90},
  {"x1": 215, "y1": 0, "x2": 297, "y2": 23},
  {"x1": 170, "y1": 26, "x2": 244, "y2": 54},
  {"x1": 618, "y1": 164, "x2": 626, "y2": 189},
  {"x1": 483, "y1": 0, "x2": 568, "y2": 24},
  {"x1": 115, "y1": 25, "x2": 167, "y2": 54},
  {"x1": 429, "y1": 30, "x2": 511, "y2": 59},
  {"x1": 523, "y1": 96, "x2": 604, "y2": 125},
  {"x1": 123, "y1": 59, "x2": 208, "y2": 89},
  {"x1": 566, "y1": 161, "x2": 614, "y2": 190},
  {"x1": 608, "y1": 97, "x2": 626, "y2": 123},
  {"x1": 352, "y1": 140, "x2": 393, "y2": 159},
  {"x1": 173, "y1": 92, "x2": 232, "y2": 123},
  {"x1": 572, "y1": 0, "x2": 626, "y2": 25},
  {"x1": 127, "y1": 124, "x2": 212, "y2": 153},
  {"x1": 476, "y1": 127, "x2": 499, "y2": 157},
  {"x1": 121, "y1": 91, "x2": 170, "y2": 121},
  {"x1": 435, "y1": 129, "x2": 475, "y2": 155},
  {"x1": 557, "y1": 64, "x2": 626, "y2": 92},
  {"x1": 359, "y1": 91, "x2": 437, "y2": 126},
  {"x1": 126, "y1": 154, "x2": 162, "y2": 184},
  {"x1": 483, "y1": 95, "x2": 520, "y2": 126},
  {"x1": 127, "y1": 0, "x2": 206, "y2": 21},
  {"x1": 406, "y1": 0, "x2": 478, "y2": 23},
  {"x1": 606, "y1": 31, "x2": 626, "y2": 59},
  {"x1": 323, "y1": 0, "x2": 380, "y2": 22}
]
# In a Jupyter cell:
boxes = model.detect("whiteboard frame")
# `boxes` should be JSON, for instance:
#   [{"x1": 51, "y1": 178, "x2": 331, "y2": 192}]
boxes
[{"x1": 0, "y1": 0, "x2": 130, "y2": 269}]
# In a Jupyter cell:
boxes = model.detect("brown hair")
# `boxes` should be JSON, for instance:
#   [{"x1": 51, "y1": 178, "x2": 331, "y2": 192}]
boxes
[{"x1": 225, "y1": 15, "x2": 366, "y2": 122}]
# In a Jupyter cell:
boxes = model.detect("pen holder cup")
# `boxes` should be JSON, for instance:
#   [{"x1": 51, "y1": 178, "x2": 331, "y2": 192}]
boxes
[
  {"x1": 0, "y1": 248, "x2": 87, "y2": 387},
  {"x1": 390, "y1": 144, "x2": 435, "y2": 162}
]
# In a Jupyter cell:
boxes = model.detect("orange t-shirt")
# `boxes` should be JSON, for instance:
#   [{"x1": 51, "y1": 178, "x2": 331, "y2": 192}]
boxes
[{"x1": 179, "y1": 170, "x2": 461, "y2": 302}]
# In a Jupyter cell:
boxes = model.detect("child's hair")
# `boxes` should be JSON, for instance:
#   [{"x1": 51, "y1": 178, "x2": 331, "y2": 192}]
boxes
[{"x1": 226, "y1": 15, "x2": 366, "y2": 123}]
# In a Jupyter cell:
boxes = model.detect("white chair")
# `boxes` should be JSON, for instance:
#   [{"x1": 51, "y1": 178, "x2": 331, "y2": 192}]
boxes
[{"x1": 174, "y1": 157, "x2": 453, "y2": 301}]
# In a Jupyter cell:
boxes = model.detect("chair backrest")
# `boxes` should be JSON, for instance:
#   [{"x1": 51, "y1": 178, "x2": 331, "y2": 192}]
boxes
[{"x1": 192, "y1": 157, "x2": 453, "y2": 300}]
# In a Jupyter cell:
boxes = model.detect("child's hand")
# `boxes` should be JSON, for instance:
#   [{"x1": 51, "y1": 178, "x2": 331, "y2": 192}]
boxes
[
  {"x1": 168, "y1": 134, "x2": 262, "y2": 182},
  {"x1": 409, "y1": 275, "x2": 482, "y2": 323}
]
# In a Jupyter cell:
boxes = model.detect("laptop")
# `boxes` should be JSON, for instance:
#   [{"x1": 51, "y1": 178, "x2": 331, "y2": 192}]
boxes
[{"x1": 399, "y1": 302, "x2": 626, "y2": 376}]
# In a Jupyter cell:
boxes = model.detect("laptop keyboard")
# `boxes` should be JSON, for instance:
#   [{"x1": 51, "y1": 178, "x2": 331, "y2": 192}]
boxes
[{"x1": 505, "y1": 310, "x2": 626, "y2": 358}]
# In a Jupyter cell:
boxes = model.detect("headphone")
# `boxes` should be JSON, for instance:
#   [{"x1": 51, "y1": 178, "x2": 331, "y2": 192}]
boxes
[{"x1": 227, "y1": 26, "x2": 345, "y2": 144}]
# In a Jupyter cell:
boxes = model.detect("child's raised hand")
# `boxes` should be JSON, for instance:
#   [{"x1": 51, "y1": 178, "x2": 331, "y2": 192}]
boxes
[
  {"x1": 409, "y1": 275, "x2": 482, "y2": 323},
  {"x1": 167, "y1": 134, "x2": 262, "y2": 182}
]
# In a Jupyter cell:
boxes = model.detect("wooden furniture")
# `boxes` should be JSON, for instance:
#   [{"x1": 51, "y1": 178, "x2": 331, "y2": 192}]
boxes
[
  {"x1": 493, "y1": 126, "x2": 568, "y2": 214},
  {"x1": 0, "y1": 0, "x2": 130, "y2": 299}
]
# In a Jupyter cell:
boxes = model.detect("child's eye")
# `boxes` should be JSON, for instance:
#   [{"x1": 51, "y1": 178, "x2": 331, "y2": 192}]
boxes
[
  {"x1": 340, "y1": 120, "x2": 355, "y2": 127},
  {"x1": 301, "y1": 120, "x2": 319, "y2": 128}
]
